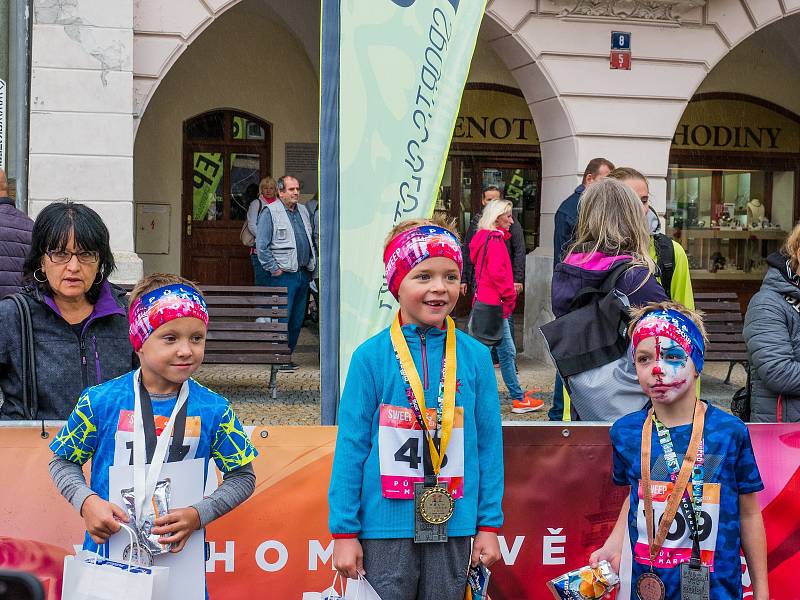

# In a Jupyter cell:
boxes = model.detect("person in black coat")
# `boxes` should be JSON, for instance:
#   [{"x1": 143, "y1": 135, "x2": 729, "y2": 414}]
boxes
[{"x1": 0, "y1": 168, "x2": 34, "y2": 298}]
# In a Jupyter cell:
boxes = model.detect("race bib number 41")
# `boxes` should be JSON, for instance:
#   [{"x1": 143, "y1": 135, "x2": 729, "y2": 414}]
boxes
[
  {"x1": 634, "y1": 481, "x2": 721, "y2": 570},
  {"x1": 378, "y1": 404, "x2": 464, "y2": 499}
]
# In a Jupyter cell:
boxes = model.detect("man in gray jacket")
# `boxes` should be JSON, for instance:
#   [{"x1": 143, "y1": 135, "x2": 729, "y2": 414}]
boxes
[
  {"x1": 256, "y1": 175, "x2": 316, "y2": 371},
  {"x1": 0, "y1": 169, "x2": 34, "y2": 298}
]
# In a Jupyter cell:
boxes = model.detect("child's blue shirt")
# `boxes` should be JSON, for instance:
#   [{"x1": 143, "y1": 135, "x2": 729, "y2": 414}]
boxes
[
  {"x1": 611, "y1": 402, "x2": 763, "y2": 600},
  {"x1": 50, "y1": 370, "x2": 257, "y2": 553},
  {"x1": 328, "y1": 323, "x2": 504, "y2": 538}
]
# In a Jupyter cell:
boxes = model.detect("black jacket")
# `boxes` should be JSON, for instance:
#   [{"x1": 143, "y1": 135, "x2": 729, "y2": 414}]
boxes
[
  {"x1": 462, "y1": 213, "x2": 525, "y2": 289},
  {"x1": 0, "y1": 198, "x2": 34, "y2": 299},
  {"x1": 0, "y1": 281, "x2": 136, "y2": 420}
]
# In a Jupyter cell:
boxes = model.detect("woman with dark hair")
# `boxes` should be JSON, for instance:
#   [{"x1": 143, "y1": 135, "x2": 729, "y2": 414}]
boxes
[{"x1": 0, "y1": 202, "x2": 135, "y2": 420}]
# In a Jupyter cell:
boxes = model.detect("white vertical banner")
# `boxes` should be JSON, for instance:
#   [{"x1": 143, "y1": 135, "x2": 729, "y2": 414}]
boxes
[{"x1": 336, "y1": 0, "x2": 486, "y2": 381}]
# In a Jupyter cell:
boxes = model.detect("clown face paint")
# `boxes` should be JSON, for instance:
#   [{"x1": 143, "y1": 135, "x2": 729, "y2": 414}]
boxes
[{"x1": 634, "y1": 335, "x2": 696, "y2": 406}]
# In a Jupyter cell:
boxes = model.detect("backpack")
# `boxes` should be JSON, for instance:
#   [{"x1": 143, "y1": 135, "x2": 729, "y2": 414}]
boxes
[
  {"x1": 652, "y1": 232, "x2": 675, "y2": 299},
  {"x1": 540, "y1": 260, "x2": 648, "y2": 421},
  {"x1": 240, "y1": 201, "x2": 267, "y2": 247}
]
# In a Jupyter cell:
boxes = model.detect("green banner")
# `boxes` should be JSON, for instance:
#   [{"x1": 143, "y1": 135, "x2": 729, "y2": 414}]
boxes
[{"x1": 338, "y1": 0, "x2": 486, "y2": 378}]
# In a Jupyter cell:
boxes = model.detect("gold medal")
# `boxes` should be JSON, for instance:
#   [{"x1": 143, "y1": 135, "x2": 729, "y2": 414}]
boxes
[
  {"x1": 636, "y1": 572, "x2": 665, "y2": 600},
  {"x1": 418, "y1": 486, "x2": 454, "y2": 525}
]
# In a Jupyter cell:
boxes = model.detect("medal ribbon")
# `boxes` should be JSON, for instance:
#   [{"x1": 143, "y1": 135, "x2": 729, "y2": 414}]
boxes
[
  {"x1": 641, "y1": 401, "x2": 706, "y2": 566},
  {"x1": 389, "y1": 312, "x2": 457, "y2": 479}
]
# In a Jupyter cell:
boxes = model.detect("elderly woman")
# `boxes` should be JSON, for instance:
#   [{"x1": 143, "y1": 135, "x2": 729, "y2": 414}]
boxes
[
  {"x1": 744, "y1": 223, "x2": 800, "y2": 422},
  {"x1": 0, "y1": 202, "x2": 135, "y2": 420},
  {"x1": 247, "y1": 176, "x2": 279, "y2": 285}
]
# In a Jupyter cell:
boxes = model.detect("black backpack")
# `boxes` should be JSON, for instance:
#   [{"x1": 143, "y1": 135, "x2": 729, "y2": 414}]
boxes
[
  {"x1": 541, "y1": 260, "x2": 648, "y2": 421},
  {"x1": 652, "y1": 232, "x2": 675, "y2": 299}
]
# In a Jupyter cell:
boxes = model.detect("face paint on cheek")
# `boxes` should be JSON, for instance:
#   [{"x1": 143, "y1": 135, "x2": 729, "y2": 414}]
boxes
[{"x1": 659, "y1": 338, "x2": 690, "y2": 385}]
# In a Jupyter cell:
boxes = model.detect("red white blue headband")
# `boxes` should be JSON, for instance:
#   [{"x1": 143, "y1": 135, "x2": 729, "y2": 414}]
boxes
[
  {"x1": 383, "y1": 225, "x2": 462, "y2": 299},
  {"x1": 129, "y1": 283, "x2": 209, "y2": 351},
  {"x1": 632, "y1": 309, "x2": 705, "y2": 373}
]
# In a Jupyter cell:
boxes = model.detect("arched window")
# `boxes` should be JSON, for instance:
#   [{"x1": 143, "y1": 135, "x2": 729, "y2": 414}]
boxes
[{"x1": 182, "y1": 109, "x2": 272, "y2": 284}]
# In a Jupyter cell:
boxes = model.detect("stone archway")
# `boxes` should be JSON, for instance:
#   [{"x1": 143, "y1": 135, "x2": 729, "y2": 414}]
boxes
[{"x1": 132, "y1": 0, "x2": 319, "y2": 133}]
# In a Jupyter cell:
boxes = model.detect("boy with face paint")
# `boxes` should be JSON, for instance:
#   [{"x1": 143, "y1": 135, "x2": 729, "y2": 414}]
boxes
[
  {"x1": 590, "y1": 302, "x2": 768, "y2": 600},
  {"x1": 329, "y1": 218, "x2": 504, "y2": 600}
]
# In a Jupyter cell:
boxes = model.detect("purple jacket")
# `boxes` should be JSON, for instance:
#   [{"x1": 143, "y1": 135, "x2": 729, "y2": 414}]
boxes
[
  {"x1": 551, "y1": 252, "x2": 668, "y2": 318},
  {"x1": 0, "y1": 198, "x2": 34, "y2": 299}
]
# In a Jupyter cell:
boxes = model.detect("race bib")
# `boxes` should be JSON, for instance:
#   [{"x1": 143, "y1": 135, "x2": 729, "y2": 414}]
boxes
[
  {"x1": 634, "y1": 481, "x2": 721, "y2": 570},
  {"x1": 113, "y1": 410, "x2": 201, "y2": 467},
  {"x1": 378, "y1": 404, "x2": 464, "y2": 499}
]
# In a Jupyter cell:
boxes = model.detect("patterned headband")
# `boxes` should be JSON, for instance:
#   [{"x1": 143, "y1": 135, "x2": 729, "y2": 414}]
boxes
[
  {"x1": 631, "y1": 309, "x2": 705, "y2": 373},
  {"x1": 383, "y1": 225, "x2": 462, "y2": 299},
  {"x1": 129, "y1": 283, "x2": 209, "y2": 351}
]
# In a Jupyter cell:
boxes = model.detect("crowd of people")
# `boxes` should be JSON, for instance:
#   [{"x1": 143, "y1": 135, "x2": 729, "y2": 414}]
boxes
[{"x1": 0, "y1": 155, "x2": 796, "y2": 598}]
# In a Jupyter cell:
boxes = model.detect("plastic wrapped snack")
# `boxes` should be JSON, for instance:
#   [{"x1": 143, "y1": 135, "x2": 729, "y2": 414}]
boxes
[
  {"x1": 121, "y1": 478, "x2": 173, "y2": 557},
  {"x1": 546, "y1": 560, "x2": 619, "y2": 599}
]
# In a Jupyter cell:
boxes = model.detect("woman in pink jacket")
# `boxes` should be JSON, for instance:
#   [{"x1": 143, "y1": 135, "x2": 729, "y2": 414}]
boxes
[{"x1": 470, "y1": 199, "x2": 541, "y2": 413}]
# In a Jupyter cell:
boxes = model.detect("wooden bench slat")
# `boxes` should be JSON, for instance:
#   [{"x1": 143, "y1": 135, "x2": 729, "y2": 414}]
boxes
[
  {"x1": 207, "y1": 331, "x2": 287, "y2": 341},
  {"x1": 204, "y1": 296, "x2": 288, "y2": 306},
  {"x1": 705, "y1": 324, "x2": 746, "y2": 334},
  {"x1": 707, "y1": 333, "x2": 745, "y2": 342},
  {"x1": 204, "y1": 354, "x2": 291, "y2": 364},
  {"x1": 700, "y1": 312, "x2": 743, "y2": 322},
  {"x1": 209, "y1": 308, "x2": 288, "y2": 318},
  {"x1": 705, "y1": 352, "x2": 749, "y2": 361},
  {"x1": 206, "y1": 341, "x2": 290, "y2": 352},
  {"x1": 694, "y1": 292, "x2": 738, "y2": 300},
  {"x1": 207, "y1": 322, "x2": 288, "y2": 332},
  {"x1": 694, "y1": 302, "x2": 741, "y2": 312},
  {"x1": 198, "y1": 286, "x2": 288, "y2": 293},
  {"x1": 705, "y1": 343, "x2": 748, "y2": 352}
]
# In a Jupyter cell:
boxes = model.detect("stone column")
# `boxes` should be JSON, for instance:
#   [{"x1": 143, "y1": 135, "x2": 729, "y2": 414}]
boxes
[{"x1": 29, "y1": 0, "x2": 142, "y2": 283}]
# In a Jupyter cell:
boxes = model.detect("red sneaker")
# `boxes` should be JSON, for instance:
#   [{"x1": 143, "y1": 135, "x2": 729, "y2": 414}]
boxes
[{"x1": 512, "y1": 393, "x2": 544, "y2": 413}]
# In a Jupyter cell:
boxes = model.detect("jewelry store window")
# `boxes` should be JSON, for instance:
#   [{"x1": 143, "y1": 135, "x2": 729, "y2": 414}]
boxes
[{"x1": 666, "y1": 166, "x2": 797, "y2": 282}]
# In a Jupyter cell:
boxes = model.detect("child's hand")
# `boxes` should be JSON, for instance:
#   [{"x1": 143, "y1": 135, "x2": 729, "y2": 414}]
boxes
[
  {"x1": 80, "y1": 494, "x2": 129, "y2": 545},
  {"x1": 589, "y1": 544, "x2": 621, "y2": 574},
  {"x1": 471, "y1": 531, "x2": 501, "y2": 567},
  {"x1": 333, "y1": 538, "x2": 364, "y2": 580},
  {"x1": 151, "y1": 507, "x2": 201, "y2": 553}
]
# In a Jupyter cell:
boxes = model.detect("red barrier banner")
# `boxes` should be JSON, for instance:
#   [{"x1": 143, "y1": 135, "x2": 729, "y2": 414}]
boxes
[{"x1": 0, "y1": 423, "x2": 798, "y2": 599}]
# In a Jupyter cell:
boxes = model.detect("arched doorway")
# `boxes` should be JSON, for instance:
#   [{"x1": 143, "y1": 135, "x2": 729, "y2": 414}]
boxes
[{"x1": 182, "y1": 109, "x2": 272, "y2": 284}]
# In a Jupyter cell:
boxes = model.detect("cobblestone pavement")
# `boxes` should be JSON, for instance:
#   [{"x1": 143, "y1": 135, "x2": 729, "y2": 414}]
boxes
[{"x1": 195, "y1": 324, "x2": 746, "y2": 425}]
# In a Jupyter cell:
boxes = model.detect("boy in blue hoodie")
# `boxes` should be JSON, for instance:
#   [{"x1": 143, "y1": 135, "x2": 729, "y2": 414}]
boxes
[{"x1": 329, "y1": 218, "x2": 504, "y2": 600}]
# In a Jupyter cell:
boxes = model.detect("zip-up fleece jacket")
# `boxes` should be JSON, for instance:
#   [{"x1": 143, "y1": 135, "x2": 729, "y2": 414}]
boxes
[
  {"x1": 0, "y1": 281, "x2": 136, "y2": 420},
  {"x1": 552, "y1": 251, "x2": 668, "y2": 318},
  {"x1": 744, "y1": 252, "x2": 800, "y2": 422},
  {"x1": 328, "y1": 323, "x2": 504, "y2": 539},
  {"x1": 470, "y1": 229, "x2": 516, "y2": 318}
]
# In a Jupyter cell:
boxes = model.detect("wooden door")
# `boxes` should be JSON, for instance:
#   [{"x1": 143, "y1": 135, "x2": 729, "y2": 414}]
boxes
[{"x1": 181, "y1": 110, "x2": 272, "y2": 285}]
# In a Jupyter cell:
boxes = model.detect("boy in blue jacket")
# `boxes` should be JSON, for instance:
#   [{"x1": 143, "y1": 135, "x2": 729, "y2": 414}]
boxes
[{"x1": 329, "y1": 218, "x2": 504, "y2": 600}]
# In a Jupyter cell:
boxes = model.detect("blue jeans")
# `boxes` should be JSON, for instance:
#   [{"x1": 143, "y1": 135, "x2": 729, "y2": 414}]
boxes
[
  {"x1": 263, "y1": 270, "x2": 310, "y2": 352},
  {"x1": 250, "y1": 254, "x2": 270, "y2": 286},
  {"x1": 496, "y1": 318, "x2": 522, "y2": 400},
  {"x1": 549, "y1": 372, "x2": 565, "y2": 421}
]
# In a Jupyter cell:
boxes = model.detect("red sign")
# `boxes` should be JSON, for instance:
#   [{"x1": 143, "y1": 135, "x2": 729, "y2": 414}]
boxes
[{"x1": 610, "y1": 51, "x2": 631, "y2": 70}]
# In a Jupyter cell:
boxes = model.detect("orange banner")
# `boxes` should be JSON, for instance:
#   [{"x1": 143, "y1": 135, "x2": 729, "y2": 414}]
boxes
[{"x1": 1, "y1": 424, "x2": 798, "y2": 599}]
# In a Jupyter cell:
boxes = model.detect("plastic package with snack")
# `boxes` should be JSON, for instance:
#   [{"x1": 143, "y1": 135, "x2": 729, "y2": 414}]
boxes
[
  {"x1": 546, "y1": 560, "x2": 619, "y2": 599},
  {"x1": 121, "y1": 478, "x2": 173, "y2": 557}
]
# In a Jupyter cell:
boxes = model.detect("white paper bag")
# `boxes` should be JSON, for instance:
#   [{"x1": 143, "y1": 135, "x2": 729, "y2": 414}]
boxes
[
  {"x1": 108, "y1": 458, "x2": 205, "y2": 600},
  {"x1": 62, "y1": 526, "x2": 169, "y2": 600},
  {"x1": 302, "y1": 572, "x2": 345, "y2": 600},
  {"x1": 344, "y1": 574, "x2": 382, "y2": 600}
]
